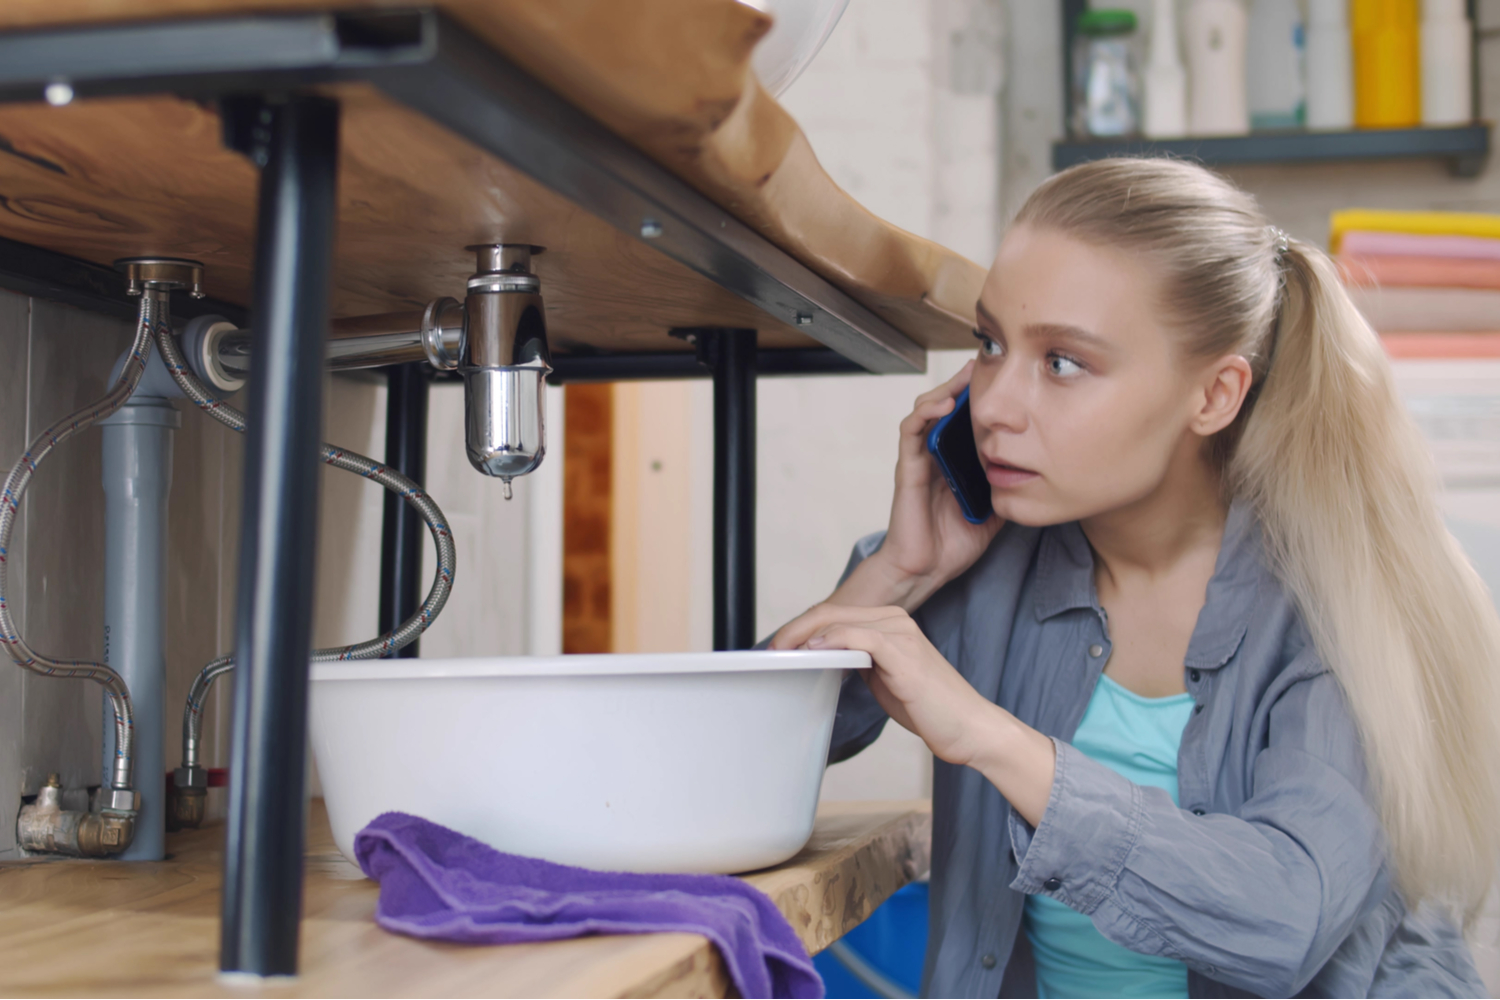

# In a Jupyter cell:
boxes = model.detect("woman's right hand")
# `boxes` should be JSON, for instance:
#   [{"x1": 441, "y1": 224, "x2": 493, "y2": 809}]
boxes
[{"x1": 833, "y1": 361, "x2": 1003, "y2": 613}]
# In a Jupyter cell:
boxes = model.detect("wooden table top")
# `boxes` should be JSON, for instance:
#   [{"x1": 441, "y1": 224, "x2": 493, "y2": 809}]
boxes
[
  {"x1": 0, "y1": 798, "x2": 932, "y2": 998},
  {"x1": 0, "y1": 0, "x2": 985, "y2": 358}
]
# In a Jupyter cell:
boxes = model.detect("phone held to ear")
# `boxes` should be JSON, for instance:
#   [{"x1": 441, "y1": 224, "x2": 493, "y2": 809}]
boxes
[{"x1": 926, "y1": 387, "x2": 993, "y2": 525}]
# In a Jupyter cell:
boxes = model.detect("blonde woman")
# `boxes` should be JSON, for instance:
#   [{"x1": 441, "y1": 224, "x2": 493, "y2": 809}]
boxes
[{"x1": 773, "y1": 158, "x2": 1500, "y2": 998}]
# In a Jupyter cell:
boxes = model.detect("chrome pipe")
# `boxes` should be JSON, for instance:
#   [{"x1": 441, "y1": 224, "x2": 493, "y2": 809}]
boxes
[
  {"x1": 461, "y1": 244, "x2": 551, "y2": 491},
  {"x1": 212, "y1": 297, "x2": 465, "y2": 378}
]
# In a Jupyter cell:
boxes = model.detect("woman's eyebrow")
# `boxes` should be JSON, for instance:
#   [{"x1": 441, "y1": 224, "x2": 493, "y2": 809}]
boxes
[
  {"x1": 1023, "y1": 322, "x2": 1110, "y2": 350},
  {"x1": 974, "y1": 301, "x2": 1002, "y2": 330}
]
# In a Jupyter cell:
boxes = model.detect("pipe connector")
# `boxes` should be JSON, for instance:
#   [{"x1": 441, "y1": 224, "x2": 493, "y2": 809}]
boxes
[
  {"x1": 17, "y1": 774, "x2": 137, "y2": 857},
  {"x1": 167, "y1": 765, "x2": 208, "y2": 831},
  {"x1": 115, "y1": 257, "x2": 205, "y2": 299}
]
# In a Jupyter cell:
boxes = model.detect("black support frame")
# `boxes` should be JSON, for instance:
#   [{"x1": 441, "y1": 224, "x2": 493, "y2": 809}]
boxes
[
  {"x1": 220, "y1": 94, "x2": 339, "y2": 977},
  {"x1": 379, "y1": 363, "x2": 429, "y2": 658},
  {"x1": 686, "y1": 330, "x2": 759, "y2": 652}
]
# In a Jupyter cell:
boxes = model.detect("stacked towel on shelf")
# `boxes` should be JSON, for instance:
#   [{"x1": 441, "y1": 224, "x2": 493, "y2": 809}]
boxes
[{"x1": 1331, "y1": 210, "x2": 1500, "y2": 356}]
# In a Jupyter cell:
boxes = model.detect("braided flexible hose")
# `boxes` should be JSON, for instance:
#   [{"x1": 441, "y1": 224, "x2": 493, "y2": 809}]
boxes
[
  {"x1": 0, "y1": 292, "x2": 166, "y2": 795},
  {"x1": 156, "y1": 323, "x2": 458, "y2": 776}
]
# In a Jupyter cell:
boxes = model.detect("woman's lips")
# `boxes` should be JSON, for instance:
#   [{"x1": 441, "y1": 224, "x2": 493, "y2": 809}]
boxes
[{"x1": 982, "y1": 456, "x2": 1040, "y2": 489}]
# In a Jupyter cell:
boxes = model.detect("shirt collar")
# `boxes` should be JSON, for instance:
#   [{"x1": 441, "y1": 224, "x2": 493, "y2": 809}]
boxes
[{"x1": 1033, "y1": 499, "x2": 1261, "y2": 671}]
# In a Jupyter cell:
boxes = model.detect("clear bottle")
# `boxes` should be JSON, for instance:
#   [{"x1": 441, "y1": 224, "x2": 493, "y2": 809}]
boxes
[
  {"x1": 1072, "y1": 9, "x2": 1141, "y2": 137},
  {"x1": 1247, "y1": 0, "x2": 1306, "y2": 129},
  {"x1": 1306, "y1": 0, "x2": 1354, "y2": 129}
]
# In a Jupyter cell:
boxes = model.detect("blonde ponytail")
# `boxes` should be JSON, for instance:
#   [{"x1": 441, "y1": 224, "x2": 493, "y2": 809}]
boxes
[
  {"x1": 1015, "y1": 157, "x2": 1500, "y2": 915},
  {"x1": 1231, "y1": 241, "x2": 1500, "y2": 916}
]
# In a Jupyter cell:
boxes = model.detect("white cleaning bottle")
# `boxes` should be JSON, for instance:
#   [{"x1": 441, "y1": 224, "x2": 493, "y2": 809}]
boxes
[
  {"x1": 1305, "y1": 0, "x2": 1354, "y2": 129},
  {"x1": 1144, "y1": 0, "x2": 1189, "y2": 137},
  {"x1": 1247, "y1": 0, "x2": 1305, "y2": 128},
  {"x1": 1422, "y1": 0, "x2": 1473, "y2": 125},
  {"x1": 1185, "y1": 0, "x2": 1250, "y2": 135}
]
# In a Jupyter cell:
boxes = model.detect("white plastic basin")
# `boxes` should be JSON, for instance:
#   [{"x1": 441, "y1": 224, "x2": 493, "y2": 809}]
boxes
[{"x1": 308, "y1": 650, "x2": 864, "y2": 874}]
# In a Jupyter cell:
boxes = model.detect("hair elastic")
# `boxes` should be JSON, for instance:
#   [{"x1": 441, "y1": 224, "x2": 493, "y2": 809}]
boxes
[{"x1": 1268, "y1": 226, "x2": 1290, "y2": 259}]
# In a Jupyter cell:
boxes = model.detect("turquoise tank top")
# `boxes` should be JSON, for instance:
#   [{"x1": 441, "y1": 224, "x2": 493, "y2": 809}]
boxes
[{"x1": 1024, "y1": 674, "x2": 1195, "y2": 999}]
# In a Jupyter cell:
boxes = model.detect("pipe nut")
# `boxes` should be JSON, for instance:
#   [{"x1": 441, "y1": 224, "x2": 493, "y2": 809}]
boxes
[
  {"x1": 421, "y1": 296, "x2": 464, "y2": 371},
  {"x1": 113, "y1": 257, "x2": 206, "y2": 295},
  {"x1": 175, "y1": 765, "x2": 208, "y2": 790},
  {"x1": 101, "y1": 787, "x2": 138, "y2": 813}
]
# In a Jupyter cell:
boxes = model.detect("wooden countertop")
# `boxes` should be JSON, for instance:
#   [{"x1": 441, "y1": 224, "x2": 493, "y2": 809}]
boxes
[
  {"x1": 0, "y1": 798, "x2": 931, "y2": 998},
  {"x1": 0, "y1": 0, "x2": 984, "y2": 355}
]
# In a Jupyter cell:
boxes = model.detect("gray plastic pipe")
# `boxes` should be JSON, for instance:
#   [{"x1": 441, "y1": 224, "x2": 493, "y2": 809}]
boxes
[{"x1": 98, "y1": 350, "x2": 182, "y2": 861}]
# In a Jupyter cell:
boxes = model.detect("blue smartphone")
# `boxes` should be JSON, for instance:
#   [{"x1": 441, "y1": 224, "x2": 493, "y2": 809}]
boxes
[{"x1": 926, "y1": 387, "x2": 992, "y2": 525}]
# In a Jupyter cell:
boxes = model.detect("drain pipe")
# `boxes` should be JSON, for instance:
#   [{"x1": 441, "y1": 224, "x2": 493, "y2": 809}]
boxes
[{"x1": 97, "y1": 348, "x2": 182, "y2": 861}]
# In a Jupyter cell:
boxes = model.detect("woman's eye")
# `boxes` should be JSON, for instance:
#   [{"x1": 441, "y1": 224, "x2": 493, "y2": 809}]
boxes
[
  {"x1": 978, "y1": 336, "x2": 1003, "y2": 358},
  {"x1": 1046, "y1": 354, "x2": 1083, "y2": 376}
]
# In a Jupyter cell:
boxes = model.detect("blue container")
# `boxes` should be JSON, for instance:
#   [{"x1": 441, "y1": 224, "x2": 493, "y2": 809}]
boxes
[{"x1": 813, "y1": 881, "x2": 928, "y2": 998}]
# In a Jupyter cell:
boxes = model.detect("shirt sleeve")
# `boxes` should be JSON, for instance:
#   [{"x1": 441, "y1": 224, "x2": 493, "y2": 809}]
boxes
[{"x1": 1007, "y1": 667, "x2": 1387, "y2": 997}]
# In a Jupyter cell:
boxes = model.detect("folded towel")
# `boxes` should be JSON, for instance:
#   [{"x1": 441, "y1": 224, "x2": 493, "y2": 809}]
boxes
[
  {"x1": 1341, "y1": 231, "x2": 1500, "y2": 261},
  {"x1": 1381, "y1": 333, "x2": 1500, "y2": 358},
  {"x1": 1331, "y1": 209, "x2": 1500, "y2": 253},
  {"x1": 355, "y1": 812, "x2": 823, "y2": 1000},
  {"x1": 1346, "y1": 286, "x2": 1500, "y2": 332},
  {"x1": 1339, "y1": 254, "x2": 1500, "y2": 290}
]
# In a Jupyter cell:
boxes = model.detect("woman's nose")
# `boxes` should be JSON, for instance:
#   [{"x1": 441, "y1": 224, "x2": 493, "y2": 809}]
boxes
[{"x1": 970, "y1": 363, "x2": 1029, "y2": 435}]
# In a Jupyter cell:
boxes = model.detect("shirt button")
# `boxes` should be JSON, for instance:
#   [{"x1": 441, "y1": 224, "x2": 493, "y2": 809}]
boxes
[
  {"x1": 1043, "y1": 877, "x2": 1062, "y2": 891},
  {"x1": 1192, "y1": 808, "x2": 1206, "y2": 816},
  {"x1": 981, "y1": 953, "x2": 997, "y2": 969},
  {"x1": 1088, "y1": 644, "x2": 1104, "y2": 658},
  {"x1": 1189, "y1": 669, "x2": 1201, "y2": 683},
  {"x1": 1194, "y1": 703, "x2": 1204, "y2": 714}
]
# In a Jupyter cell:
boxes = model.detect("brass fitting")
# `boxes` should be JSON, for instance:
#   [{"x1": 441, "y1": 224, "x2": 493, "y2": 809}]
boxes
[
  {"x1": 166, "y1": 766, "x2": 208, "y2": 831},
  {"x1": 17, "y1": 774, "x2": 137, "y2": 857}
]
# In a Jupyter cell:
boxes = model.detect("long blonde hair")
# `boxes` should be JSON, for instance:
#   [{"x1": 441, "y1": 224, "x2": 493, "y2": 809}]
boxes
[{"x1": 1015, "y1": 157, "x2": 1500, "y2": 915}]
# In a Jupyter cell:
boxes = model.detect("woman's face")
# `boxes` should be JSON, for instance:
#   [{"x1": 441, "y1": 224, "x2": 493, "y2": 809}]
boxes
[{"x1": 969, "y1": 224, "x2": 1243, "y2": 527}]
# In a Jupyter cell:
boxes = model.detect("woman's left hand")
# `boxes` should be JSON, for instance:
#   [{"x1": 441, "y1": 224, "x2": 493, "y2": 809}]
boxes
[
  {"x1": 774, "y1": 603, "x2": 996, "y2": 766},
  {"x1": 774, "y1": 603, "x2": 1057, "y2": 824}
]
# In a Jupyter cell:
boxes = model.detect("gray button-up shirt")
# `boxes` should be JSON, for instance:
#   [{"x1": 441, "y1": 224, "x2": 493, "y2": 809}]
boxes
[{"x1": 826, "y1": 502, "x2": 1483, "y2": 998}]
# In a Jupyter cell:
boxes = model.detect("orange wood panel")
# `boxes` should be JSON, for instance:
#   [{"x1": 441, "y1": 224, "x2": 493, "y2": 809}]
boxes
[{"x1": 562, "y1": 383, "x2": 613, "y2": 653}]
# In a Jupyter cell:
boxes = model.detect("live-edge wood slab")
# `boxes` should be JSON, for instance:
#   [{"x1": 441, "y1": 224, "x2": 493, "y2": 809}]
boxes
[
  {"x1": 0, "y1": 799, "x2": 932, "y2": 998},
  {"x1": 0, "y1": 0, "x2": 987, "y2": 354}
]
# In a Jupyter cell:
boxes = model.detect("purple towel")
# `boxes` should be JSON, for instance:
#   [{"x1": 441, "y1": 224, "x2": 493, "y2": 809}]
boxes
[{"x1": 354, "y1": 812, "x2": 823, "y2": 999}]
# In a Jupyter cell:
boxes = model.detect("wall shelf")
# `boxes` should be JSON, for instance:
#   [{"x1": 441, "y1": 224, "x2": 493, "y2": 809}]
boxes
[
  {"x1": 1055, "y1": 0, "x2": 1489, "y2": 180},
  {"x1": 1051, "y1": 124, "x2": 1493, "y2": 179}
]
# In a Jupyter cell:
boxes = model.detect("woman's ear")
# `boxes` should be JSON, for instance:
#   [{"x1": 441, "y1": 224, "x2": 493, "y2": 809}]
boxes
[{"x1": 1191, "y1": 355, "x2": 1253, "y2": 437}]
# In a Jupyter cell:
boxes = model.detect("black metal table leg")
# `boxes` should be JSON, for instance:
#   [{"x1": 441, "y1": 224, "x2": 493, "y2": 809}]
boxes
[
  {"x1": 220, "y1": 94, "x2": 340, "y2": 977},
  {"x1": 379, "y1": 363, "x2": 429, "y2": 657},
  {"x1": 691, "y1": 329, "x2": 758, "y2": 651}
]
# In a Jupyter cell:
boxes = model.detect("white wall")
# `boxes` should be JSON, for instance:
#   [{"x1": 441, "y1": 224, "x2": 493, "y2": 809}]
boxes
[{"x1": 314, "y1": 376, "x2": 563, "y2": 660}]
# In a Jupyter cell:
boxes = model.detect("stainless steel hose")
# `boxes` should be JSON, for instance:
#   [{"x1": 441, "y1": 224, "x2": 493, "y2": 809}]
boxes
[
  {"x1": 156, "y1": 322, "x2": 458, "y2": 787},
  {"x1": 0, "y1": 292, "x2": 165, "y2": 799}
]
